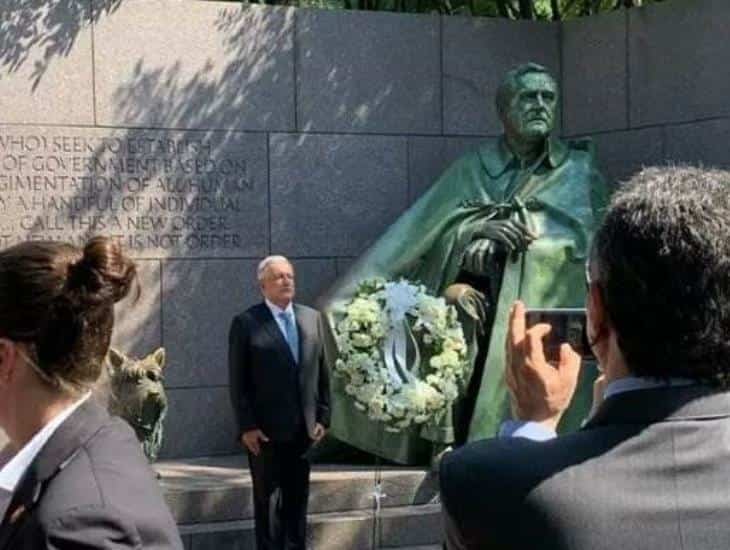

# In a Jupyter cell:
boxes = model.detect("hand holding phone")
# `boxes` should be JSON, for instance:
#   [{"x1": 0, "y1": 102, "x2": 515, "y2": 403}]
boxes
[
  {"x1": 505, "y1": 302, "x2": 582, "y2": 431},
  {"x1": 524, "y1": 308, "x2": 594, "y2": 363}
]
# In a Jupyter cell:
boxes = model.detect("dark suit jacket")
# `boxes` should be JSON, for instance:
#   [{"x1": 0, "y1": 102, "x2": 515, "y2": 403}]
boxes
[
  {"x1": 228, "y1": 302, "x2": 331, "y2": 442},
  {"x1": 0, "y1": 400, "x2": 182, "y2": 550},
  {"x1": 441, "y1": 385, "x2": 730, "y2": 550}
]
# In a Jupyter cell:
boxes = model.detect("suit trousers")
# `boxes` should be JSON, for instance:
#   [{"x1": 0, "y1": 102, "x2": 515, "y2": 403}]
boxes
[{"x1": 248, "y1": 432, "x2": 311, "y2": 550}]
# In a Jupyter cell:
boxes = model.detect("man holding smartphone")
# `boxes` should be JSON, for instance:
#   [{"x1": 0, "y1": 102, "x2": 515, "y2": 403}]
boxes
[{"x1": 441, "y1": 166, "x2": 730, "y2": 549}]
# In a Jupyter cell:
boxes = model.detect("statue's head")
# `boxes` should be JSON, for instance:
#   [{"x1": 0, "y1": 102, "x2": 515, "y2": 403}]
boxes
[
  {"x1": 105, "y1": 347, "x2": 168, "y2": 461},
  {"x1": 496, "y1": 63, "x2": 558, "y2": 145}
]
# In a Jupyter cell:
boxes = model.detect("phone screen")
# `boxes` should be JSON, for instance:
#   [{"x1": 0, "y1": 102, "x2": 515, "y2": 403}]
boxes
[{"x1": 524, "y1": 308, "x2": 594, "y2": 361}]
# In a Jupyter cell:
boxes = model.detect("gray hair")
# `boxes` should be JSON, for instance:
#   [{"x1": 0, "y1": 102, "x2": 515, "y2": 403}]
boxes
[
  {"x1": 495, "y1": 62, "x2": 556, "y2": 119},
  {"x1": 257, "y1": 255, "x2": 292, "y2": 281}
]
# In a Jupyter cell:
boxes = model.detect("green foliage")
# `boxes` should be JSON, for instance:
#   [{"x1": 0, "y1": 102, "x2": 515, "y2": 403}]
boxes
[{"x1": 215, "y1": 0, "x2": 667, "y2": 18}]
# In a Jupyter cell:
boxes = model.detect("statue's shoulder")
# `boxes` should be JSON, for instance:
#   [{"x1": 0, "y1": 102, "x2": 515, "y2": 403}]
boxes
[
  {"x1": 564, "y1": 137, "x2": 598, "y2": 159},
  {"x1": 425, "y1": 139, "x2": 497, "y2": 192},
  {"x1": 441, "y1": 138, "x2": 500, "y2": 177},
  {"x1": 449, "y1": 138, "x2": 499, "y2": 169},
  {"x1": 474, "y1": 138, "x2": 502, "y2": 161},
  {"x1": 555, "y1": 137, "x2": 600, "y2": 173}
]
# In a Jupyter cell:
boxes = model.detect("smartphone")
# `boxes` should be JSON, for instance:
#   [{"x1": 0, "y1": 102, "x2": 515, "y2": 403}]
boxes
[{"x1": 524, "y1": 308, "x2": 594, "y2": 361}]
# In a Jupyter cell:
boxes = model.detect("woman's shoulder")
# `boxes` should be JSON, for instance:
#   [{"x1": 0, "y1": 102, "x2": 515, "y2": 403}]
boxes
[{"x1": 34, "y1": 407, "x2": 181, "y2": 547}]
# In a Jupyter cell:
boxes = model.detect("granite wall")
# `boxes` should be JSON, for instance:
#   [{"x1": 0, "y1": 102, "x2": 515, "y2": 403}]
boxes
[
  {"x1": 562, "y1": 0, "x2": 730, "y2": 182},
  {"x1": 0, "y1": 0, "x2": 725, "y2": 457}
]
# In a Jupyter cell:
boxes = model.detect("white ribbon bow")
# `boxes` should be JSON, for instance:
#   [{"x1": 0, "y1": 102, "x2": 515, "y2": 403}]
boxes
[{"x1": 382, "y1": 281, "x2": 421, "y2": 389}]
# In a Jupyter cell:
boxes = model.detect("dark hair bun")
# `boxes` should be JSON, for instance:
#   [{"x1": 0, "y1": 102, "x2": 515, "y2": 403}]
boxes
[
  {"x1": 36, "y1": 237, "x2": 138, "y2": 381},
  {"x1": 67, "y1": 236, "x2": 138, "y2": 306}
]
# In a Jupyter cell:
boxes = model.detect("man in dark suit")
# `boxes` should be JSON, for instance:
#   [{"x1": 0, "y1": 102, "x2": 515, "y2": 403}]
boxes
[
  {"x1": 229, "y1": 255, "x2": 330, "y2": 550},
  {"x1": 441, "y1": 166, "x2": 730, "y2": 549}
]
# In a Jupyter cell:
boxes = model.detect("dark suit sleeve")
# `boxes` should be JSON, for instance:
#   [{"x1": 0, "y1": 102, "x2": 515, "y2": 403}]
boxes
[
  {"x1": 228, "y1": 315, "x2": 257, "y2": 435},
  {"x1": 316, "y1": 312, "x2": 331, "y2": 428},
  {"x1": 440, "y1": 444, "x2": 505, "y2": 550},
  {"x1": 442, "y1": 506, "x2": 469, "y2": 550},
  {"x1": 440, "y1": 452, "x2": 469, "y2": 550}
]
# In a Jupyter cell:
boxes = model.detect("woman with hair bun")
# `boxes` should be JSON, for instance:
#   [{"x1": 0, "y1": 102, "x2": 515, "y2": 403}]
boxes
[{"x1": 0, "y1": 237, "x2": 183, "y2": 549}]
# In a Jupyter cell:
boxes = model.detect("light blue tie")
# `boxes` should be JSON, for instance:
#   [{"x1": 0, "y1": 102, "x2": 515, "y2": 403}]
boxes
[{"x1": 278, "y1": 311, "x2": 299, "y2": 364}]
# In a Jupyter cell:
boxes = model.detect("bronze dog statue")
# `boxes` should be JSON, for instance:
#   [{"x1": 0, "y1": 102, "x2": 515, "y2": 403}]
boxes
[{"x1": 105, "y1": 347, "x2": 168, "y2": 462}]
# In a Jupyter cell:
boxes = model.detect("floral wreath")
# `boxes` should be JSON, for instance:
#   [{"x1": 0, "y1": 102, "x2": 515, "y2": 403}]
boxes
[{"x1": 333, "y1": 278, "x2": 469, "y2": 432}]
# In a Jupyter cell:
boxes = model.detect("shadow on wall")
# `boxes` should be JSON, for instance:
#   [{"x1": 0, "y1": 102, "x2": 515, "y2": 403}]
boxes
[
  {"x1": 0, "y1": 1, "x2": 416, "y2": 458},
  {"x1": 0, "y1": 2, "x2": 295, "y2": 457},
  {"x1": 108, "y1": 6, "x2": 292, "y2": 131},
  {"x1": 0, "y1": 0, "x2": 118, "y2": 456},
  {"x1": 87, "y1": 4, "x2": 315, "y2": 458},
  {"x1": 0, "y1": 0, "x2": 122, "y2": 90},
  {"x1": 294, "y1": 9, "x2": 440, "y2": 135},
  {"x1": 0, "y1": 2, "x2": 295, "y2": 347},
  {"x1": 89, "y1": 3, "x2": 414, "y2": 457},
  {"x1": 86, "y1": 4, "x2": 294, "y2": 379}
]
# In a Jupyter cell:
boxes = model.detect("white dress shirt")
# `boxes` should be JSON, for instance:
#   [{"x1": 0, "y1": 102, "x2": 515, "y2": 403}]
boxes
[{"x1": 0, "y1": 392, "x2": 91, "y2": 496}]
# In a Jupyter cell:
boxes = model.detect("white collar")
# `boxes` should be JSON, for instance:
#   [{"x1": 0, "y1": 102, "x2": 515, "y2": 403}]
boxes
[
  {"x1": 265, "y1": 299, "x2": 294, "y2": 317},
  {"x1": 0, "y1": 392, "x2": 91, "y2": 493}
]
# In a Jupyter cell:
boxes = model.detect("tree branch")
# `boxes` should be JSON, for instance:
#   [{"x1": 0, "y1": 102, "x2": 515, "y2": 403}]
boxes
[
  {"x1": 550, "y1": 0, "x2": 560, "y2": 20},
  {"x1": 497, "y1": 0, "x2": 512, "y2": 17},
  {"x1": 562, "y1": 0, "x2": 581, "y2": 16},
  {"x1": 518, "y1": 0, "x2": 535, "y2": 18}
]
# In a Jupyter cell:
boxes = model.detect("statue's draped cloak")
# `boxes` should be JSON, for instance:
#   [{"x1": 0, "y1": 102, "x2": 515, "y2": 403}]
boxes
[{"x1": 322, "y1": 137, "x2": 609, "y2": 465}]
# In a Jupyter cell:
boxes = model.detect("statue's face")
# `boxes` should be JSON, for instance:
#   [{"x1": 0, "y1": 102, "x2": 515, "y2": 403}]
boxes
[{"x1": 502, "y1": 72, "x2": 557, "y2": 143}]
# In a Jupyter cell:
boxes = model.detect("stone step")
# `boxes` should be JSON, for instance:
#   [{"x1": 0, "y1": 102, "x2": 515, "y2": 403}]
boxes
[
  {"x1": 178, "y1": 503, "x2": 442, "y2": 550},
  {"x1": 155, "y1": 455, "x2": 439, "y2": 524}
]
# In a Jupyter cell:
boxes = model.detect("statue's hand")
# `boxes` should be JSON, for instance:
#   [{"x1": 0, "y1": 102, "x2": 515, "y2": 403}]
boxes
[
  {"x1": 474, "y1": 219, "x2": 537, "y2": 253},
  {"x1": 461, "y1": 239, "x2": 496, "y2": 276}
]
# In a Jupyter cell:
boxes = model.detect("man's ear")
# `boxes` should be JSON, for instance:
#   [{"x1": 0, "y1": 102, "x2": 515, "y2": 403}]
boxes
[
  {"x1": 586, "y1": 283, "x2": 608, "y2": 347},
  {"x1": 0, "y1": 339, "x2": 18, "y2": 386}
]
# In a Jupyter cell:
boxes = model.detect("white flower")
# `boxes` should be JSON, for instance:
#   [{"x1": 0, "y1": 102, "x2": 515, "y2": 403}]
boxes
[
  {"x1": 440, "y1": 379, "x2": 459, "y2": 401},
  {"x1": 439, "y1": 349, "x2": 461, "y2": 368},
  {"x1": 352, "y1": 333, "x2": 373, "y2": 348},
  {"x1": 383, "y1": 280, "x2": 419, "y2": 324},
  {"x1": 333, "y1": 277, "x2": 469, "y2": 432}
]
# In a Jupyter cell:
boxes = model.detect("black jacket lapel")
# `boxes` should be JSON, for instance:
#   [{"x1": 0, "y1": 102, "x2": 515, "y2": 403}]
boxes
[
  {"x1": 255, "y1": 303, "x2": 297, "y2": 367},
  {"x1": 0, "y1": 466, "x2": 40, "y2": 549},
  {"x1": 0, "y1": 400, "x2": 110, "y2": 549},
  {"x1": 295, "y1": 305, "x2": 315, "y2": 385}
]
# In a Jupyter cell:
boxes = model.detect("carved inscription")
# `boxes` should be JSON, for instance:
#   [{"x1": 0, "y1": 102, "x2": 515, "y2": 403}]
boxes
[{"x1": 0, "y1": 130, "x2": 263, "y2": 256}]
